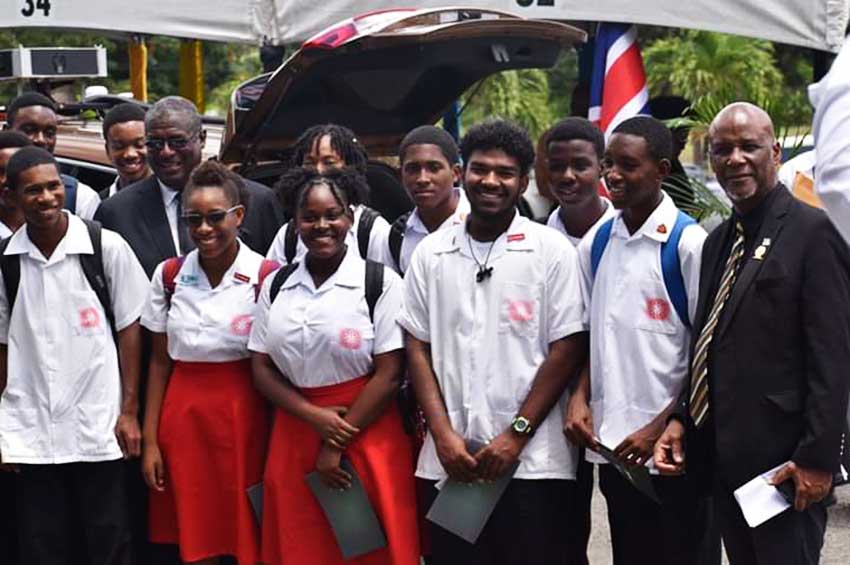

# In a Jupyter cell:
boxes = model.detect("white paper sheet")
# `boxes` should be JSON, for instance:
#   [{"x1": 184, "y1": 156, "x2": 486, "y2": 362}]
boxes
[{"x1": 733, "y1": 462, "x2": 792, "y2": 528}]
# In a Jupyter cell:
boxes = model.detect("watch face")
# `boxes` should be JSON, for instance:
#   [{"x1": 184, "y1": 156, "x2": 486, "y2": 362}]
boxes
[{"x1": 514, "y1": 418, "x2": 528, "y2": 433}]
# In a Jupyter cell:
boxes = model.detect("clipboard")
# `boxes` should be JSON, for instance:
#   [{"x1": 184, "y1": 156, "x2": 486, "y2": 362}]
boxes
[
  {"x1": 305, "y1": 458, "x2": 387, "y2": 560},
  {"x1": 595, "y1": 442, "x2": 661, "y2": 504}
]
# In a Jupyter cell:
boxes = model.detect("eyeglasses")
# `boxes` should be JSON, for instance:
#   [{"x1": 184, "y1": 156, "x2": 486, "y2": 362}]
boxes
[
  {"x1": 145, "y1": 132, "x2": 200, "y2": 151},
  {"x1": 181, "y1": 205, "x2": 243, "y2": 227}
]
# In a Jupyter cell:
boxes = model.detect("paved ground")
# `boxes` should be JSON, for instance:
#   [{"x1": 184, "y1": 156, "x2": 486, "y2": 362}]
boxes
[{"x1": 587, "y1": 477, "x2": 850, "y2": 563}]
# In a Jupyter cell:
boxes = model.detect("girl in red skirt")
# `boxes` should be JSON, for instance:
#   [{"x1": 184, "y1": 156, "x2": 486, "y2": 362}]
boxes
[
  {"x1": 249, "y1": 168, "x2": 419, "y2": 565},
  {"x1": 141, "y1": 162, "x2": 276, "y2": 564}
]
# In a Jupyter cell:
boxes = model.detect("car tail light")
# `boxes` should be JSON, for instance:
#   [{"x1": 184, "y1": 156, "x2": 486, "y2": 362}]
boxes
[{"x1": 301, "y1": 23, "x2": 358, "y2": 50}]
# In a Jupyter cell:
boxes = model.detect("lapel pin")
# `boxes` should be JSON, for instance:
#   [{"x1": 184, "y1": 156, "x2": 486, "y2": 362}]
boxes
[
  {"x1": 762, "y1": 238, "x2": 771, "y2": 246},
  {"x1": 656, "y1": 224, "x2": 668, "y2": 234},
  {"x1": 753, "y1": 245, "x2": 767, "y2": 261}
]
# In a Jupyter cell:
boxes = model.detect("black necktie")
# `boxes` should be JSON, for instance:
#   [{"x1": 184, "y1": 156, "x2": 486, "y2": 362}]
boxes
[{"x1": 175, "y1": 196, "x2": 194, "y2": 255}]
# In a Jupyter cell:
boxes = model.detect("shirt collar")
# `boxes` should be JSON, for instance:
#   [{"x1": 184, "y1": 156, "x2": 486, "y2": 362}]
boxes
[
  {"x1": 281, "y1": 244, "x2": 364, "y2": 292},
  {"x1": 182, "y1": 239, "x2": 257, "y2": 290},
  {"x1": 5, "y1": 212, "x2": 93, "y2": 262},
  {"x1": 407, "y1": 189, "x2": 470, "y2": 236},
  {"x1": 158, "y1": 178, "x2": 180, "y2": 207},
  {"x1": 438, "y1": 210, "x2": 535, "y2": 257},
  {"x1": 611, "y1": 191, "x2": 679, "y2": 243},
  {"x1": 733, "y1": 183, "x2": 782, "y2": 242}
]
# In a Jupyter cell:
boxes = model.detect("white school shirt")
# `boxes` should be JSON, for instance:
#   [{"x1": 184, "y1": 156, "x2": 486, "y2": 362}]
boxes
[
  {"x1": 0, "y1": 213, "x2": 149, "y2": 464},
  {"x1": 546, "y1": 198, "x2": 616, "y2": 247},
  {"x1": 398, "y1": 213, "x2": 586, "y2": 481},
  {"x1": 392, "y1": 189, "x2": 470, "y2": 275},
  {"x1": 249, "y1": 245, "x2": 403, "y2": 388},
  {"x1": 73, "y1": 180, "x2": 101, "y2": 221},
  {"x1": 0, "y1": 221, "x2": 13, "y2": 240},
  {"x1": 266, "y1": 205, "x2": 392, "y2": 266},
  {"x1": 142, "y1": 242, "x2": 270, "y2": 362},
  {"x1": 576, "y1": 192, "x2": 706, "y2": 466},
  {"x1": 810, "y1": 33, "x2": 850, "y2": 245},
  {"x1": 158, "y1": 179, "x2": 182, "y2": 255}
]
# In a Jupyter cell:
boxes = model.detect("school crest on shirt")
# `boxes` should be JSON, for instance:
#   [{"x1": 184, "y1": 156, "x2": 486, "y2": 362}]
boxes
[
  {"x1": 339, "y1": 328, "x2": 362, "y2": 350},
  {"x1": 79, "y1": 307, "x2": 101, "y2": 329},
  {"x1": 230, "y1": 314, "x2": 253, "y2": 336},
  {"x1": 645, "y1": 298, "x2": 671, "y2": 321},
  {"x1": 508, "y1": 300, "x2": 535, "y2": 323}
]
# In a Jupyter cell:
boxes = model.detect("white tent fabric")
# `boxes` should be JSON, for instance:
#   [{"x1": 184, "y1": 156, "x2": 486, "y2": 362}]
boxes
[
  {"x1": 3, "y1": 0, "x2": 848, "y2": 51},
  {"x1": 274, "y1": 0, "x2": 849, "y2": 52}
]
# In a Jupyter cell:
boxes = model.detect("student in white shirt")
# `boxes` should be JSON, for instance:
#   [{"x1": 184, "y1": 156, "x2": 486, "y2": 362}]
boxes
[
  {"x1": 574, "y1": 117, "x2": 716, "y2": 565},
  {"x1": 249, "y1": 170, "x2": 419, "y2": 565},
  {"x1": 141, "y1": 161, "x2": 275, "y2": 565},
  {"x1": 0, "y1": 132, "x2": 32, "y2": 238},
  {"x1": 544, "y1": 117, "x2": 615, "y2": 565},
  {"x1": 266, "y1": 124, "x2": 391, "y2": 265},
  {"x1": 0, "y1": 147, "x2": 148, "y2": 565},
  {"x1": 102, "y1": 103, "x2": 152, "y2": 199},
  {"x1": 4, "y1": 93, "x2": 101, "y2": 220},
  {"x1": 399, "y1": 119, "x2": 587, "y2": 564},
  {"x1": 387, "y1": 125, "x2": 469, "y2": 275}
]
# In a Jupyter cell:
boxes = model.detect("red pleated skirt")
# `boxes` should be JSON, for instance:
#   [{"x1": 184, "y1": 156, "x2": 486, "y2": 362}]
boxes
[
  {"x1": 261, "y1": 376, "x2": 420, "y2": 565},
  {"x1": 149, "y1": 359, "x2": 270, "y2": 564}
]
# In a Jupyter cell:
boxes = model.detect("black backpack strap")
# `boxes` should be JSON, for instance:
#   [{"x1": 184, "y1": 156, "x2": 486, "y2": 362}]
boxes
[
  {"x1": 78, "y1": 220, "x2": 119, "y2": 345},
  {"x1": 0, "y1": 237, "x2": 19, "y2": 314},
  {"x1": 269, "y1": 262, "x2": 299, "y2": 304},
  {"x1": 388, "y1": 211, "x2": 410, "y2": 273},
  {"x1": 284, "y1": 221, "x2": 298, "y2": 265},
  {"x1": 357, "y1": 207, "x2": 380, "y2": 260},
  {"x1": 364, "y1": 260, "x2": 384, "y2": 323}
]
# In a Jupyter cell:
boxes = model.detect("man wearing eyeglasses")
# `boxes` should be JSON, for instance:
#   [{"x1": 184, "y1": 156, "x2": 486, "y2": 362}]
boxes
[{"x1": 95, "y1": 96, "x2": 284, "y2": 278}]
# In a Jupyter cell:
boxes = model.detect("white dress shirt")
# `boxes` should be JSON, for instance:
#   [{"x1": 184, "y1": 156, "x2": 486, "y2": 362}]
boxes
[
  {"x1": 399, "y1": 213, "x2": 586, "y2": 481},
  {"x1": 546, "y1": 197, "x2": 616, "y2": 247},
  {"x1": 393, "y1": 189, "x2": 470, "y2": 275},
  {"x1": 266, "y1": 205, "x2": 391, "y2": 266},
  {"x1": 249, "y1": 245, "x2": 403, "y2": 388},
  {"x1": 142, "y1": 241, "x2": 269, "y2": 362},
  {"x1": 71, "y1": 180, "x2": 101, "y2": 221},
  {"x1": 810, "y1": 33, "x2": 850, "y2": 245},
  {"x1": 0, "y1": 213, "x2": 149, "y2": 464},
  {"x1": 0, "y1": 221, "x2": 13, "y2": 240},
  {"x1": 576, "y1": 192, "x2": 706, "y2": 466},
  {"x1": 158, "y1": 179, "x2": 181, "y2": 255}
]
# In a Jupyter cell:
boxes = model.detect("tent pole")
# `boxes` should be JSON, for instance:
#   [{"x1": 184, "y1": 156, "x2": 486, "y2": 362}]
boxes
[
  {"x1": 129, "y1": 35, "x2": 148, "y2": 102},
  {"x1": 179, "y1": 39, "x2": 205, "y2": 112}
]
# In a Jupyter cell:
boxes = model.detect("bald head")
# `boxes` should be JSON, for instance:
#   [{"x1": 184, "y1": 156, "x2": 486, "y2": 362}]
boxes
[{"x1": 708, "y1": 102, "x2": 781, "y2": 213}]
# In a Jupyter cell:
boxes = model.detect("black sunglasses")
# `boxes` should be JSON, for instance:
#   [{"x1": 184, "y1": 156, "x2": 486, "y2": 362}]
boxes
[
  {"x1": 145, "y1": 131, "x2": 200, "y2": 151},
  {"x1": 182, "y1": 205, "x2": 242, "y2": 227}
]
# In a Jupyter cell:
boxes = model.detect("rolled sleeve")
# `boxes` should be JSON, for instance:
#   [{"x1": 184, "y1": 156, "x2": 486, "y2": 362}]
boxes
[
  {"x1": 140, "y1": 262, "x2": 168, "y2": 333},
  {"x1": 397, "y1": 243, "x2": 431, "y2": 342},
  {"x1": 247, "y1": 272, "x2": 273, "y2": 354},
  {"x1": 546, "y1": 238, "x2": 586, "y2": 342},
  {"x1": 102, "y1": 231, "x2": 149, "y2": 331},
  {"x1": 372, "y1": 267, "x2": 404, "y2": 354}
]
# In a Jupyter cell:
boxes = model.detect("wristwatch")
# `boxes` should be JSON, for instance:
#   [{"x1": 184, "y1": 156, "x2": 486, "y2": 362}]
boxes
[{"x1": 511, "y1": 415, "x2": 534, "y2": 436}]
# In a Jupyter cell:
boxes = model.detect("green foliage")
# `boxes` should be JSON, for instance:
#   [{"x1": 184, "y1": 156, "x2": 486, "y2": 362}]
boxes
[{"x1": 460, "y1": 69, "x2": 553, "y2": 140}]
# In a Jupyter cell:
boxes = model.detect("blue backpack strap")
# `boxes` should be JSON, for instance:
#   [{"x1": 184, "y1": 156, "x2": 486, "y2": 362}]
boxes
[
  {"x1": 660, "y1": 210, "x2": 697, "y2": 328},
  {"x1": 61, "y1": 174, "x2": 78, "y2": 214},
  {"x1": 590, "y1": 218, "x2": 615, "y2": 278}
]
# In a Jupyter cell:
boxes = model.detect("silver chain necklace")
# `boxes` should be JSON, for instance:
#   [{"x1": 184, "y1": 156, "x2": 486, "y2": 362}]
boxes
[{"x1": 467, "y1": 233, "x2": 496, "y2": 283}]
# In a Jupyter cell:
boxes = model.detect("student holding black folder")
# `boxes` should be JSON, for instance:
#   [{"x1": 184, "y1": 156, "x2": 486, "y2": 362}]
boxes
[
  {"x1": 249, "y1": 168, "x2": 419, "y2": 565},
  {"x1": 399, "y1": 120, "x2": 588, "y2": 564}
]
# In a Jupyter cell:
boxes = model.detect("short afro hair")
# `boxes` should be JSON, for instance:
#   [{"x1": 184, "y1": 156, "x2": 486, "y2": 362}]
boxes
[
  {"x1": 547, "y1": 117, "x2": 605, "y2": 160},
  {"x1": 6, "y1": 92, "x2": 56, "y2": 125},
  {"x1": 290, "y1": 124, "x2": 368, "y2": 176},
  {"x1": 460, "y1": 119, "x2": 535, "y2": 176},
  {"x1": 145, "y1": 96, "x2": 202, "y2": 136},
  {"x1": 611, "y1": 116, "x2": 673, "y2": 162},
  {"x1": 399, "y1": 125, "x2": 459, "y2": 165},
  {"x1": 0, "y1": 131, "x2": 32, "y2": 150},
  {"x1": 103, "y1": 103, "x2": 147, "y2": 139},
  {"x1": 6, "y1": 146, "x2": 59, "y2": 191},
  {"x1": 183, "y1": 161, "x2": 250, "y2": 212}
]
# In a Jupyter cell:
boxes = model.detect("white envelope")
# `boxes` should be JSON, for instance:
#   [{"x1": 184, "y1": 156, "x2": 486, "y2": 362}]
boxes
[{"x1": 733, "y1": 461, "x2": 792, "y2": 528}]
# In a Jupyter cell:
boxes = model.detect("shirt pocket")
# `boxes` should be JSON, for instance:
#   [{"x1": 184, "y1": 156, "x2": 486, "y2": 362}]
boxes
[
  {"x1": 0, "y1": 406, "x2": 44, "y2": 457},
  {"x1": 76, "y1": 403, "x2": 114, "y2": 453},
  {"x1": 498, "y1": 281, "x2": 541, "y2": 339},
  {"x1": 632, "y1": 278, "x2": 678, "y2": 335}
]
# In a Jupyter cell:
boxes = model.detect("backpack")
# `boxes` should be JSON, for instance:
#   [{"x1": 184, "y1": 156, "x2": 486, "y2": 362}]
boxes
[
  {"x1": 283, "y1": 206, "x2": 380, "y2": 264},
  {"x1": 387, "y1": 211, "x2": 412, "y2": 274},
  {"x1": 590, "y1": 210, "x2": 696, "y2": 328},
  {"x1": 162, "y1": 255, "x2": 279, "y2": 306},
  {"x1": 0, "y1": 219, "x2": 117, "y2": 344},
  {"x1": 61, "y1": 174, "x2": 78, "y2": 214}
]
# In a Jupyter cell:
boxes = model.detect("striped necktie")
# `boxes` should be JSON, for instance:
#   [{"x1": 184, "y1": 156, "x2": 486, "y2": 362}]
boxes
[{"x1": 689, "y1": 221, "x2": 745, "y2": 428}]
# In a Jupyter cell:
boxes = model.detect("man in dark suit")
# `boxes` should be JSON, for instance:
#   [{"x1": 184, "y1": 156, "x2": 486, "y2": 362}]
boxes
[
  {"x1": 654, "y1": 102, "x2": 850, "y2": 564},
  {"x1": 95, "y1": 96, "x2": 283, "y2": 277}
]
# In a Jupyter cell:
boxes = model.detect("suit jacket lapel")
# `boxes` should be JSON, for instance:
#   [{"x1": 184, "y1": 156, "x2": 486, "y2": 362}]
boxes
[
  {"x1": 692, "y1": 220, "x2": 735, "y2": 339},
  {"x1": 140, "y1": 177, "x2": 178, "y2": 259},
  {"x1": 716, "y1": 188, "x2": 792, "y2": 338}
]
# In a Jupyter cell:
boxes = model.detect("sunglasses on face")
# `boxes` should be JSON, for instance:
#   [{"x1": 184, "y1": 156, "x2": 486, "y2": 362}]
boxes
[
  {"x1": 181, "y1": 205, "x2": 243, "y2": 227},
  {"x1": 145, "y1": 132, "x2": 200, "y2": 151}
]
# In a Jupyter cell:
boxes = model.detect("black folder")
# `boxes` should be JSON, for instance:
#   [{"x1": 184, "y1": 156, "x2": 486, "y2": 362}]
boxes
[{"x1": 595, "y1": 442, "x2": 661, "y2": 504}]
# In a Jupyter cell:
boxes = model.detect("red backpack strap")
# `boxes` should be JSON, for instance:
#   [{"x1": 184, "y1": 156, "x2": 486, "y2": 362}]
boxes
[
  {"x1": 255, "y1": 259, "x2": 280, "y2": 302},
  {"x1": 162, "y1": 256, "x2": 186, "y2": 308}
]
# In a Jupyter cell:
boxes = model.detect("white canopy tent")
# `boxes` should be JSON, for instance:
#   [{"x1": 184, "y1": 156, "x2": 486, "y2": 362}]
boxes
[{"x1": 3, "y1": 0, "x2": 848, "y2": 51}]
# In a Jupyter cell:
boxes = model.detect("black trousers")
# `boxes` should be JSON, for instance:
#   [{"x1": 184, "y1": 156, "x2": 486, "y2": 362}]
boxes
[
  {"x1": 598, "y1": 465, "x2": 721, "y2": 565},
  {"x1": 0, "y1": 471, "x2": 18, "y2": 565},
  {"x1": 564, "y1": 456, "x2": 593, "y2": 565},
  {"x1": 16, "y1": 460, "x2": 132, "y2": 565},
  {"x1": 714, "y1": 481, "x2": 827, "y2": 564},
  {"x1": 422, "y1": 478, "x2": 574, "y2": 565}
]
